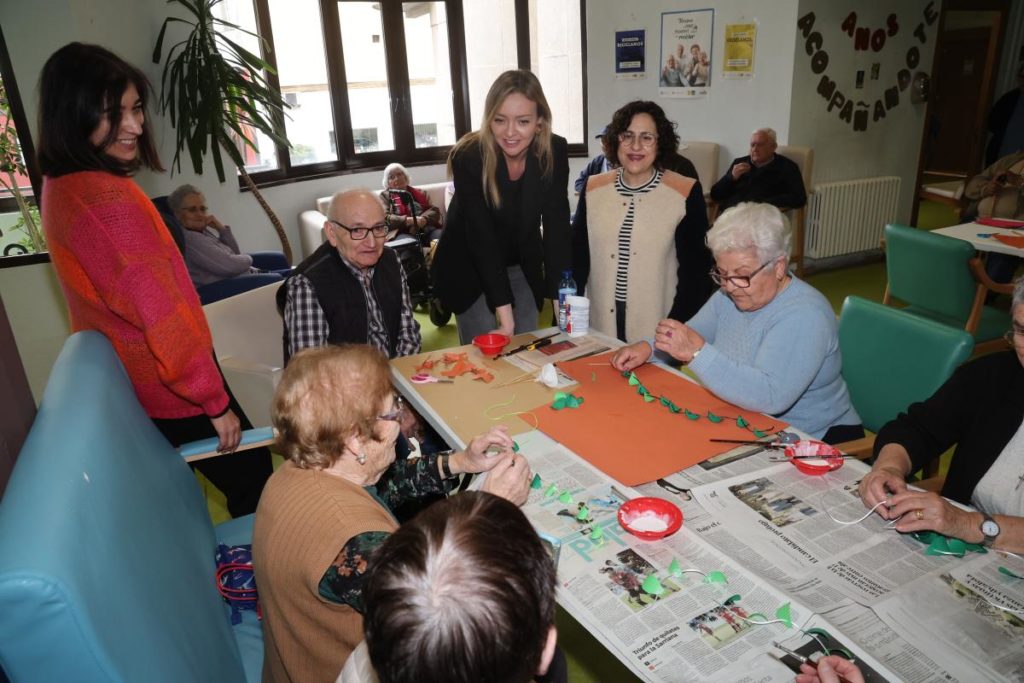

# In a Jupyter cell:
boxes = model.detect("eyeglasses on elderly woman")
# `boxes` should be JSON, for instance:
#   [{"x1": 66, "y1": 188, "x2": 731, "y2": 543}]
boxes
[
  {"x1": 709, "y1": 258, "x2": 778, "y2": 288},
  {"x1": 377, "y1": 394, "x2": 407, "y2": 422},
  {"x1": 1003, "y1": 325, "x2": 1024, "y2": 346}
]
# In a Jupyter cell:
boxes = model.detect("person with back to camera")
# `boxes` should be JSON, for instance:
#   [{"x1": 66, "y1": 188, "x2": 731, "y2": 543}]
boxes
[
  {"x1": 431, "y1": 69, "x2": 571, "y2": 343},
  {"x1": 338, "y1": 491, "x2": 565, "y2": 683},
  {"x1": 254, "y1": 344, "x2": 532, "y2": 682},
  {"x1": 858, "y1": 276, "x2": 1024, "y2": 554},
  {"x1": 611, "y1": 202, "x2": 862, "y2": 444},
  {"x1": 571, "y1": 100, "x2": 714, "y2": 342},
  {"x1": 37, "y1": 42, "x2": 271, "y2": 517}
]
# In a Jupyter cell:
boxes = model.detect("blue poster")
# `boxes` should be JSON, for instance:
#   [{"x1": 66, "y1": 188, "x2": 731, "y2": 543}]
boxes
[{"x1": 615, "y1": 29, "x2": 645, "y2": 79}]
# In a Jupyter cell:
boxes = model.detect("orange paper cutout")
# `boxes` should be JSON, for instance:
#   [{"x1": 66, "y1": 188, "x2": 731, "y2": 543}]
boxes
[
  {"x1": 441, "y1": 359, "x2": 475, "y2": 378},
  {"x1": 442, "y1": 352, "x2": 468, "y2": 364},
  {"x1": 416, "y1": 356, "x2": 437, "y2": 371},
  {"x1": 533, "y1": 355, "x2": 787, "y2": 486},
  {"x1": 993, "y1": 234, "x2": 1024, "y2": 249},
  {"x1": 472, "y1": 369, "x2": 495, "y2": 383}
]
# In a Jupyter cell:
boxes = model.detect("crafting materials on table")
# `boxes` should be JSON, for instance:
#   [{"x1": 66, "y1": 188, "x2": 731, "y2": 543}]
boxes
[
  {"x1": 472, "y1": 333, "x2": 510, "y2": 357},
  {"x1": 410, "y1": 373, "x2": 453, "y2": 384},
  {"x1": 616, "y1": 497, "x2": 683, "y2": 540},
  {"x1": 533, "y1": 357, "x2": 788, "y2": 485},
  {"x1": 709, "y1": 438, "x2": 787, "y2": 448},
  {"x1": 496, "y1": 332, "x2": 561, "y2": 358}
]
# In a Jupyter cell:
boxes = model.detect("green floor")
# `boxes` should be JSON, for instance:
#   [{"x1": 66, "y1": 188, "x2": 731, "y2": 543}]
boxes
[{"x1": 196, "y1": 200, "x2": 964, "y2": 683}]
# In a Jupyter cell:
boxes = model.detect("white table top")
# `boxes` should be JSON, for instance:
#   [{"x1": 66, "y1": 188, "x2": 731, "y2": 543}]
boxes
[{"x1": 932, "y1": 221, "x2": 1024, "y2": 256}]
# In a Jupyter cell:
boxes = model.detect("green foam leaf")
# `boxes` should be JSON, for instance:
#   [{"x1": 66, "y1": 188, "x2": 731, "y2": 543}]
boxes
[
  {"x1": 668, "y1": 404, "x2": 682, "y2": 414},
  {"x1": 752, "y1": 429, "x2": 768, "y2": 438},
  {"x1": 545, "y1": 483, "x2": 559, "y2": 497},
  {"x1": 722, "y1": 594, "x2": 742, "y2": 606},
  {"x1": 575, "y1": 505, "x2": 592, "y2": 522},
  {"x1": 736, "y1": 415, "x2": 749, "y2": 428},
  {"x1": 530, "y1": 474, "x2": 542, "y2": 489},
  {"x1": 552, "y1": 397, "x2": 567, "y2": 410},
  {"x1": 706, "y1": 411, "x2": 723, "y2": 423},
  {"x1": 642, "y1": 575, "x2": 665, "y2": 596},
  {"x1": 684, "y1": 409, "x2": 700, "y2": 420},
  {"x1": 775, "y1": 602, "x2": 793, "y2": 628},
  {"x1": 660, "y1": 397, "x2": 672, "y2": 406},
  {"x1": 512, "y1": 441, "x2": 520, "y2": 453},
  {"x1": 627, "y1": 373, "x2": 640, "y2": 386},
  {"x1": 558, "y1": 491, "x2": 574, "y2": 504},
  {"x1": 590, "y1": 526, "x2": 604, "y2": 540},
  {"x1": 668, "y1": 558, "x2": 682, "y2": 577},
  {"x1": 705, "y1": 571, "x2": 728, "y2": 585},
  {"x1": 643, "y1": 394, "x2": 656, "y2": 403}
]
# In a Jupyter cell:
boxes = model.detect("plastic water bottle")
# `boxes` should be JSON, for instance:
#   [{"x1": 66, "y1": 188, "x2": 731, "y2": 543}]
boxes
[{"x1": 557, "y1": 270, "x2": 577, "y2": 332}]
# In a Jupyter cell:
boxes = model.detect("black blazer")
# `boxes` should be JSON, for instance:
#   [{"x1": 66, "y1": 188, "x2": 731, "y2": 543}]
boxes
[{"x1": 432, "y1": 134, "x2": 571, "y2": 314}]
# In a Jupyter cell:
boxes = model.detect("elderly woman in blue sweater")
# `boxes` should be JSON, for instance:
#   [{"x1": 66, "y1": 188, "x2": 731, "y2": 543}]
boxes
[{"x1": 612, "y1": 202, "x2": 862, "y2": 443}]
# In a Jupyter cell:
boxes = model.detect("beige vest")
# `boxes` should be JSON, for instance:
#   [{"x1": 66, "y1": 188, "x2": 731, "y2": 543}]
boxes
[
  {"x1": 585, "y1": 170, "x2": 696, "y2": 342},
  {"x1": 253, "y1": 462, "x2": 399, "y2": 683}
]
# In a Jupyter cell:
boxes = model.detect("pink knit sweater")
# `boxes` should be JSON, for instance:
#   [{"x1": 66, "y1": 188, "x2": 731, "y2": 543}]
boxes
[{"x1": 43, "y1": 171, "x2": 229, "y2": 419}]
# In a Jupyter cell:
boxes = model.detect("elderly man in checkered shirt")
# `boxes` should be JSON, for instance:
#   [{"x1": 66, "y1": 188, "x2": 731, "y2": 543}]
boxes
[{"x1": 278, "y1": 189, "x2": 421, "y2": 364}]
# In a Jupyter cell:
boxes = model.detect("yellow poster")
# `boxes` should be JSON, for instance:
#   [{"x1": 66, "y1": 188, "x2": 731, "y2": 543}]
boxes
[{"x1": 724, "y1": 23, "x2": 756, "y2": 79}]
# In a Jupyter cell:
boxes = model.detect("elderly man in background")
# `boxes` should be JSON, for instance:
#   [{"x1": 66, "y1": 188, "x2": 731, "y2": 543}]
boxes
[
  {"x1": 964, "y1": 149, "x2": 1024, "y2": 283},
  {"x1": 278, "y1": 188, "x2": 420, "y2": 363},
  {"x1": 169, "y1": 183, "x2": 259, "y2": 287},
  {"x1": 710, "y1": 128, "x2": 807, "y2": 214}
]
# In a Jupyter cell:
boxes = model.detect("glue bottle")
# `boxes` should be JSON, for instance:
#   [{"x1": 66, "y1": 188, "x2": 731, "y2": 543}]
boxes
[{"x1": 557, "y1": 270, "x2": 577, "y2": 333}]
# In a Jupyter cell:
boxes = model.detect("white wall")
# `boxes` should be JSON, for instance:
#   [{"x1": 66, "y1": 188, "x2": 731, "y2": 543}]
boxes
[
  {"x1": 788, "y1": 0, "x2": 939, "y2": 223},
  {"x1": 585, "y1": 0, "x2": 801, "y2": 178}
]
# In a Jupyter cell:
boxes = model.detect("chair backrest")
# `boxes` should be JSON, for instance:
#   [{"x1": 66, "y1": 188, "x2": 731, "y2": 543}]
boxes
[
  {"x1": 205, "y1": 282, "x2": 284, "y2": 372},
  {"x1": 679, "y1": 140, "x2": 719, "y2": 192},
  {"x1": 0, "y1": 331, "x2": 246, "y2": 682},
  {"x1": 883, "y1": 223, "x2": 981, "y2": 325},
  {"x1": 838, "y1": 296, "x2": 974, "y2": 433},
  {"x1": 152, "y1": 194, "x2": 187, "y2": 256},
  {"x1": 776, "y1": 145, "x2": 814, "y2": 194}
]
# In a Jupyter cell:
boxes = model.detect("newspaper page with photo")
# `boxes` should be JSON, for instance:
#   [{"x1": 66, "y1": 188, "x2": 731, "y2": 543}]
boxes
[
  {"x1": 870, "y1": 553, "x2": 1024, "y2": 682},
  {"x1": 508, "y1": 431, "x2": 897, "y2": 683},
  {"x1": 688, "y1": 461, "x2": 997, "y2": 609}
]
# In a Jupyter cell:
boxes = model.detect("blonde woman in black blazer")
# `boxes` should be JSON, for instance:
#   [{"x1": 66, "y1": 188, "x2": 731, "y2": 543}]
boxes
[{"x1": 432, "y1": 70, "x2": 571, "y2": 343}]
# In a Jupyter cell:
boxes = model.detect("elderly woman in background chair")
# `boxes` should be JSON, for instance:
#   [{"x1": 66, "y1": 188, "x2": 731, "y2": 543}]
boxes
[
  {"x1": 572, "y1": 100, "x2": 713, "y2": 343},
  {"x1": 168, "y1": 183, "x2": 260, "y2": 287},
  {"x1": 379, "y1": 163, "x2": 443, "y2": 243},
  {"x1": 612, "y1": 202, "x2": 862, "y2": 443},
  {"x1": 859, "y1": 277, "x2": 1024, "y2": 553},
  {"x1": 253, "y1": 344, "x2": 531, "y2": 682}
]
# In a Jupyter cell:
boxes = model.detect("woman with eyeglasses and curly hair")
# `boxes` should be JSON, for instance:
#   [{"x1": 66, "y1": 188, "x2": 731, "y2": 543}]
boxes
[
  {"x1": 253, "y1": 344, "x2": 532, "y2": 681},
  {"x1": 611, "y1": 202, "x2": 861, "y2": 444},
  {"x1": 432, "y1": 70, "x2": 571, "y2": 344},
  {"x1": 572, "y1": 100, "x2": 714, "y2": 343}
]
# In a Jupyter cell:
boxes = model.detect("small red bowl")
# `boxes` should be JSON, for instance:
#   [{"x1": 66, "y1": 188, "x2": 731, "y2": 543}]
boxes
[
  {"x1": 784, "y1": 440, "x2": 844, "y2": 475},
  {"x1": 472, "y1": 333, "x2": 510, "y2": 357},
  {"x1": 617, "y1": 497, "x2": 683, "y2": 540}
]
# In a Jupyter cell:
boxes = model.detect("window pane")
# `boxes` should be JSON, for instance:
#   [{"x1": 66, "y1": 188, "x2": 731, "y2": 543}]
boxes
[
  {"x1": 462, "y1": 0, "x2": 517, "y2": 129},
  {"x1": 268, "y1": 0, "x2": 336, "y2": 166},
  {"x1": 403, "y1": 2, "x2": 456, "y2": 149},
  {"x1": 215, "y1": 0, "x2": 281, "y2": 173},
  {"x1": 339, "y1": 2, "x2": 394, "y2": 153},
  {"x1": 0, "y1": 74, "x2": 43, "y2": 257},
  {"x1": 529, "y1": 0, "x2": 584, "y2": 144}
]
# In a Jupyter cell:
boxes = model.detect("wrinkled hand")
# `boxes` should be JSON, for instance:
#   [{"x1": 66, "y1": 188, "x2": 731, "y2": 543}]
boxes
[
  {"x1": 731, "y1": 162, "x2": 751, "y2": 180},
  {"x1": 982, "y1": 179, "x2": 1003, "y2": 197},
  {"x1": 653, "y1": 319, "x2": 704, "y2": 363},
  {"x1": 416, "y1": 215, "x2": 428, "y2": 228},
  {"x1": 480, "y1": 452, "x2": 533, "y2": 506},
  {"x1": 210, "y1": 410, "x2": 241, "y2": 453},
  {"x1": 796, "y1": 656, "x2": 865, "y2": 683},
  {"x1": 611, "y1": 342, "x2": 653, "y2": 372},
  {"x1": 858, "y1": 465, "x2": 908, "y2": 518},
  {"x1": 886, "y1": 490, "x2": 980, "y2": 540},
  {"x1": 207, "y1": 214, "x2": 226, "y2": 231},
  {"x1": 452, "y1": 426, "x2": 515, "y2": 474}
]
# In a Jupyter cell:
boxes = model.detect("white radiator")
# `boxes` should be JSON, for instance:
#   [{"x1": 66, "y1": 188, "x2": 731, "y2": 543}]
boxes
[{"x1": 804, "y1": 176, "x2": 901, "y2": 259}]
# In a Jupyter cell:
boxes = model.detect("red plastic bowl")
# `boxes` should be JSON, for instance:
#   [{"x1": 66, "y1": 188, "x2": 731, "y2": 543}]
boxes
[
  {"x1": 784, "y1": 440, "x2": 844, "y2": 475},
  {"x1": 617, "y1": 497, "x2": 683, "y2": 540},
  {"x1": 472, "y1": 333, "x2": 510, "y2": 357}
]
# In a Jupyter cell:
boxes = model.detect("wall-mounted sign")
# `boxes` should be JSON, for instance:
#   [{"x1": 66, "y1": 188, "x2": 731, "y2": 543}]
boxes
[
  {"x1": 615, "y1": 30, "x2": 646, "y2": 79},
  {"x1": 660, "y1": 9, "x2": 713, "y2": 98},
  {"x1": 724, "y1": 23, "x2": 756, "y2": 80},
  {"x1": 796, "y1": 2, "x2": 938, "y2": 133}
]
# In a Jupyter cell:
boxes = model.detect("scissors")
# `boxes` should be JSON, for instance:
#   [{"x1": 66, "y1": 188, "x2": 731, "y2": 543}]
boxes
[{"x1": 410, "y1": 373, "x2": 454, "y2": 384}]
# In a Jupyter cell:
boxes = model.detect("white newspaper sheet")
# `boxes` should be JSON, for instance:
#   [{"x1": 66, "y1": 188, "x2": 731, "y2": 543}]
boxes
[{"x1": 509, "y1": 430, "x2": 897, "y2": 683}]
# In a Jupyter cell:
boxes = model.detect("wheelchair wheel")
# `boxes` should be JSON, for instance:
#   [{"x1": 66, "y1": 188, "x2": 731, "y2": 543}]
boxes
[
  {"x1": 3, "y1": 244, "x2": 28, "y2": 256},
  {"x1": 428, "y1": 297, "x2": 451, "y2": 327}
]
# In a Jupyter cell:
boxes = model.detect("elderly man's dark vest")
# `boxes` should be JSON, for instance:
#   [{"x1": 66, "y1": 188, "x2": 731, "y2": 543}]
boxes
[{"x1": 278, "y1": 242, "x2": 403, "y2": 362}]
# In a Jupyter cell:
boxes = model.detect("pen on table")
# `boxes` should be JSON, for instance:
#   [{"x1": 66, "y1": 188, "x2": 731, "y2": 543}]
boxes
[{"x1": 496, "y1": 332, "x2": 560, "y2": 358}]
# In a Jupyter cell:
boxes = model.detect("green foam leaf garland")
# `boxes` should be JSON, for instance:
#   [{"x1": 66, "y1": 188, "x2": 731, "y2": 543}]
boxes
[
  {"x1": 706, "y1": 411, "x2": 723, "y2": 423},
  {"x1": 642, "y1": 575, "x2": 665, "y2": 595},
  {"x1": 530, "y1": 474, "x2": 542, "y2": 489}
]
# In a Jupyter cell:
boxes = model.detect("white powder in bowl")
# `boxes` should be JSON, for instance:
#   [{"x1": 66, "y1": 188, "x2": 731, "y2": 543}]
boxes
[{"x1": 628, "y1": 513, "x2": 669, "y2": 532}]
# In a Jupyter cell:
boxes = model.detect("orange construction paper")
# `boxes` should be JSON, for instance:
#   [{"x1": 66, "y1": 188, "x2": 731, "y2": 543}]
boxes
[
  {"x1": 993, "y1": 234, "x2": 1024, "y2": 249},
  {"x1": 534, "y1": 355, "x2": 786, "y2": 486},
  {"x1": 441, "y1": 359, "x2": 475, "y2": 378},
  {"x1": 976, "y1": 217, "x2": 1024, "y2": 229}
]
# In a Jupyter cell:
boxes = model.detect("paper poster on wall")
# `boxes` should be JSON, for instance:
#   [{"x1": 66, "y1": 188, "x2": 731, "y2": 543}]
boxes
[
  {"x1": 659, "y1": 9, "x2": 713, "y2": 98},
  {"x1": 723, "y1": 23, "x2": 756, "y2": 79},
  {"x1": 615, "y1": 29, "x2": 645, "y2": 79}
]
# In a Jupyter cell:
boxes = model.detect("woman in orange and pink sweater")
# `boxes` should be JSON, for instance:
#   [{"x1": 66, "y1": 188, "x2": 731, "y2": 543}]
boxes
[{"x1": 37, "y1": 43, "x2": 271, "y2": 516}]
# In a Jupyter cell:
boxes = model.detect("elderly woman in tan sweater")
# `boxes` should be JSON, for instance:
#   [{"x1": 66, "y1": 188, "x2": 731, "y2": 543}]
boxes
[{"x1": 253, "y1": 344, "x2": 531, "y2": 682}]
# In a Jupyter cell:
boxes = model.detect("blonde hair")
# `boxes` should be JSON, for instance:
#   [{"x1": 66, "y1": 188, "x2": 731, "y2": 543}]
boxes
[
  {"x1": 272, "y1": 345, "x2": 392, "y2": 469},
  {"x1": 447, "y1": 69, "x2": 553, "y2": 208}
]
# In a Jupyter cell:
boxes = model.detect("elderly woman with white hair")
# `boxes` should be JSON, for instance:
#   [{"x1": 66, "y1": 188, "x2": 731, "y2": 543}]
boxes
[
  {"x1": 858, "y1": 276, "x2": 1024, "y2": 553},
  {"x1": 612, "y1": 202, "x2": 861, "y2": 443},
  {"x1": 379, "y1": 162, "x2": 443, "y2": 242}
]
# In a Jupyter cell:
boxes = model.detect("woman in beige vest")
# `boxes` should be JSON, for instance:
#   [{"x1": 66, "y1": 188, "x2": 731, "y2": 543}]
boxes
[{"x1": 253, "y1": 345, "x2": 532, "y2": 682}]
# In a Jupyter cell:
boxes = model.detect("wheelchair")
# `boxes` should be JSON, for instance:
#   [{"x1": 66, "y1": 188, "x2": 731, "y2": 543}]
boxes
[{"x1": 384, "y1": 188, "x2": 451, "y2": 327}]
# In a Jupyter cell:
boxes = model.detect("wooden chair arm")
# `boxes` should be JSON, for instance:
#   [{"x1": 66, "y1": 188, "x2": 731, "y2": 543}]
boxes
[
  {"x1": 835, "y1": 435, "x2": 875, "y2": 459},
  {"x1": 969, "y1": 257, "x2": 1014, "y2": 295}
]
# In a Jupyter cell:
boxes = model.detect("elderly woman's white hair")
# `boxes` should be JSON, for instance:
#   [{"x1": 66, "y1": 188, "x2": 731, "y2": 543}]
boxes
[
  {"x1": 168, "y1": 183, "x2": 203, "y2": 213},
  {"x1": 382, "y1": 162, "x2": 410, "y2": 189},
  {"x1": 706, "y1": 202, "x2": 792, "y2": 264}
]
